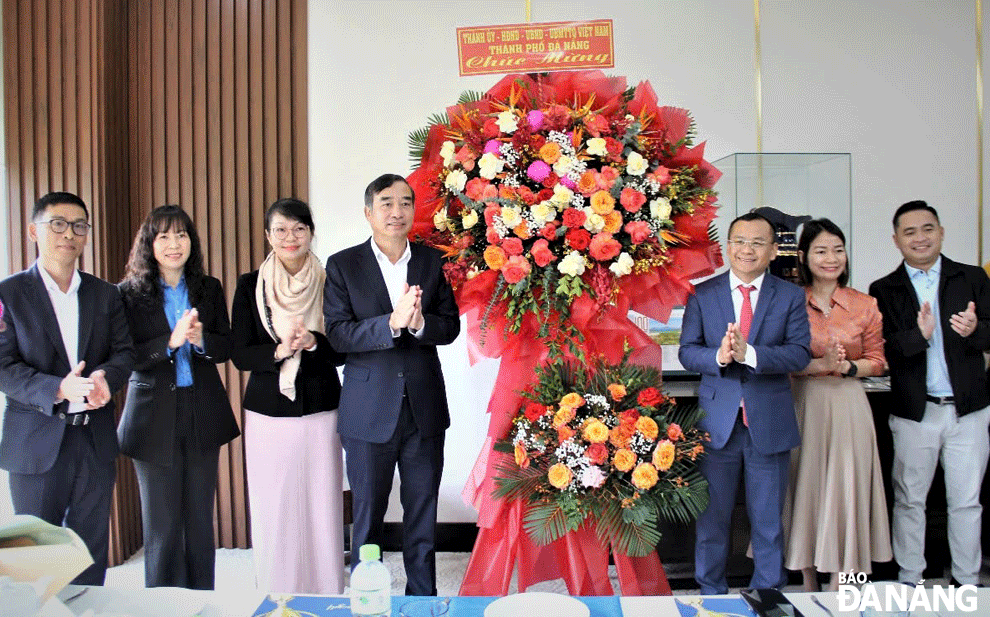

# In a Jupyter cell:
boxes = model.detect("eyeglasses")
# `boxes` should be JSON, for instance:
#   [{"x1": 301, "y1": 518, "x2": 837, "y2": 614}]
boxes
[
  {"x1": 38, "y1": 218, "x2": 91, "y2": 236},
  {"x1": 269, "y1": 224, "x2": 311, "y2": 240},
  {"x1": 728, "y1": 239, "x2": 771, "y2": 250}
]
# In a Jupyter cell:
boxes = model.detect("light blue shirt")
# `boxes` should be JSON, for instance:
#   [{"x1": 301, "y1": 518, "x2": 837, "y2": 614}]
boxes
[
  {"x1": 162, "y1": 277, "x2": 198, "y2": 387},
  {"x1": 905, "y1": 257, "x2": 953, "y2": 397}
]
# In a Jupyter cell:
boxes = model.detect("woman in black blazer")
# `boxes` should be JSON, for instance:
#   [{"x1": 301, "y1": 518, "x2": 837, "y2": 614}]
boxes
[
  {"x1": 230, "y1": 198, "x2": 345, "y2": 594},
  {"x1": 118, "y1": 205, "x2": 240, "y2": 589}
]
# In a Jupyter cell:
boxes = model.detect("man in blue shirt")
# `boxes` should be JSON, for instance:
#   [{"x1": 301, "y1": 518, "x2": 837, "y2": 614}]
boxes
[{"x1": 870, "y1": 200, "x2": 990, "y2": 586}]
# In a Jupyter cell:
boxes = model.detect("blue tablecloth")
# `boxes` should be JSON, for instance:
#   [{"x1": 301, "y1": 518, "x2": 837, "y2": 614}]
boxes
[{"x1": 251, "y1": 594, "x2": 624, "y2": 616}]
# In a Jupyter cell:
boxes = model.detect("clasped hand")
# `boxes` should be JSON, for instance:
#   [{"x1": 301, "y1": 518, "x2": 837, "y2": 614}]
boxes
[
  {"x1": 168, "y1": 308, "x2": 203, "y2": 350},
  {"x1": 275, "y1": 317, "x2": 316, "y2": 360},
  {"x1": 389, "y1": 283, "x2": 424, "y2": 332}
]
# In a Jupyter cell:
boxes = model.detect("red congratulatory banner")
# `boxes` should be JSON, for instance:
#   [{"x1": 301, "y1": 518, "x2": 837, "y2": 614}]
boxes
[{"x1": 457, "y1": 20, "x2": 614, "y2": 77}]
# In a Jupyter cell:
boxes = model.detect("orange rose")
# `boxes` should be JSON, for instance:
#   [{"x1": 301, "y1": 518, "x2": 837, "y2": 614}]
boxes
[
  {"x1": 607, "y1": 383, "x2": 626, "y2": 401},
  {"x1": 560, "y1": 392, "x2": 585, "y2": 408},
  {"x1": 631, "y1": 462, "x2": 659, "y2": 490},
  {"x1": 652, "y1": 439, "x2": 676, "y2": 471},
  {"x1": 588, "y1": 233, "x2": 622, "y2": 262},
  {"x1": 636, "y1": 416, "x2": 660, "y2": 440},
  {"x1": 585, "y1": 442, "x2": 609, "y2": 465},
  {"x1": 610, "y1": 424, "x2": 634, "y2": 448},
  {"x1": 577, "y1": 170, "x2": 599, "y2": 195},
  {"x1": 558, "y1": 425, "x2": 576, "y2": 441},
  {"x1": 539, "y1": 141, "x2": 562, "y2": 164},
  {"x1": 582, "y1": 419, "x2": 610, "y2": 444},
  {"x1": 548, "y1": 463, "x2": 573, "y2": 489},
  {"x1": 484, "y1": 245, "x2": 507, "y2": 270},
  {"x1": 603, "y1": 210, "x2": 623, "y2": 234},
  {"x1": 514, "y1": 443, "x2": 530, "y2": 469},
  {"x1": 613, "y1": 448, "x2": 637, "y2": 472},
  {"x1": 590, "y1": 190, "x2": 616, "y2": 215},
  {"x1": 553, "y1": 406, "x2": 576, "y2": 428},
  {"x1": 666, "y1": 423, "x2": 683, "y2": 442},
  {"x1": 513, "y1": 222, "x2": 532, "y2": 239}
]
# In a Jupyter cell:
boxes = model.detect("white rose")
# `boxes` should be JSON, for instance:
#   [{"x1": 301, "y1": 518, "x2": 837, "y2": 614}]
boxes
[
  {"x1": 440, "y1": 140, "x2": 456, "y2": 168},
  {"x1": 478, "y1": 152, "x2": 505, "y2": 180},
  {"x1": 551, "y1": 184, "x2": 574, "y2": 205},
  {"x1": 626, "y1": 151, "x2": 648, "y2": 176},
  {"x1": 500, "y1": 206, "x2": 522, "y2": 228},
  {"x1": 433, "y1": 209, "x2": 448, "y2": 231},
  {"x1": 496, "y1": 109, "x2": 519, "y2": 134},
  {"x1": 553, "y1": 155, "x2": 573, "y2": 176},
  {"x1": 585, "y1": 137, "x2": 608, "y2": 157},
  {"x1": 462, "y1": 209, "x2": 479, "y2": 229},
  {"x1": 583, "y1": 208, "x2": 606, "y2": 233},
  {"x1": 530, "y1": 201, "x2": 556, "y2": 226},
  {"x1": 444, "y1": 169, "x2": 467, "y2": 193},
  {"x1": 650, "y1": 197, "x2": 672, "y2": 220},
  {"x1": 609, "y1": 252, "x2": 635, "y2": 277},
  {"x1": 557, "y1": 251, "x2": 587, "y2": 277}
]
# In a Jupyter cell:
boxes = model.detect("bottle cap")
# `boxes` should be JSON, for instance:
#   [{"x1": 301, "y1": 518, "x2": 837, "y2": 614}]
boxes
[{"x1": 359, "y1": 543, "x2": 381, "y2": 562}]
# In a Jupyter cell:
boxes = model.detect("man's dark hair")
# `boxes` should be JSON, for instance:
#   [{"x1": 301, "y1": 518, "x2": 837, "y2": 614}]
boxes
[
  {"x1": 727, "y1": 211, "x2": 777, "y2": 243},
  {"x1": 797, "y1": 217, "x2": 849, "y2": 287},
  {"x1": 265, "y1": 197, "x2": 315, "y2": 232},
  {"x1": 364, "y1": 174, "x2": 414, "y2": 208},
  {"x1": 893, "y1": 200, "x2": 940, "y2": 229},
  {"x1": 33, "y1": 191, "x2": 89, "y2": 221}
]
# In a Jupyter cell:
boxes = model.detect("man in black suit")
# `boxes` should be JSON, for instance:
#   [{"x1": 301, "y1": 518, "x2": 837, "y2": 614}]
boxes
[
  {"x1": 0, "y1": 192, "x2": 134, "y2": 584},
  {"x1": 324, "y1": 174, "x2": 459, "y2": 595},
  {"x1": 870, "y1": 200, "x2": 990, "y2": 586}
]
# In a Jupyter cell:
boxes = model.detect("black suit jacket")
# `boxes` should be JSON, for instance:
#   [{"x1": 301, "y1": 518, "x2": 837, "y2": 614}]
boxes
[
  {"x1": 323, "y1": 240, "x2": 460, "y2": 444},
  {"x1": 117, "y1": 276, "x2": 241, "y2": 467},
  {"x1": 230, "y1": 270, "x2": 343, "y2": 417},
  {"x1": 870, "y1": 255, "x2": 990, "y2": 420},
  {"x1": 0, "y1": 264, "x2": 135, "y2": 474}
]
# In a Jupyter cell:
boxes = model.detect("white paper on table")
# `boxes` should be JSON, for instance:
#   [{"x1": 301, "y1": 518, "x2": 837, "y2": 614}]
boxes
[{"x1": 0, "y1": 515, "x2": 93, "y2": 602}]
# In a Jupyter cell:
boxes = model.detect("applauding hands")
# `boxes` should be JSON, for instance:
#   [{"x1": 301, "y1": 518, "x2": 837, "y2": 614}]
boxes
[
  {"x1": 56, "y1": 360, "x2": 111, "y2": 409},
  {"x1": 717, "y1": 323, "x2": 748, "y2": 365},
  {"x1": 389, "y1": 283, "x2": 424, "y2": 332},
  {"x1": 168, "y1": 308, "x2": 203, "y2": 350},
  {"x1": 274, "y1": 317, "x2": 317, "y2": 361}
]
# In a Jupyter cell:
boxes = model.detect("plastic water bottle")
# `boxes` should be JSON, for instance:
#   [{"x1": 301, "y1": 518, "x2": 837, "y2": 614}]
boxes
[{"x1": 350, "y1": 543, "x2": 391, "y2": 617}]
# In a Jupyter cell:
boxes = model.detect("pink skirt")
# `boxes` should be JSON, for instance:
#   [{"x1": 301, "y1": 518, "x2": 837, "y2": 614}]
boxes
[{"x1": 244, "y1": 409, "x2": 345, "y2": 594}]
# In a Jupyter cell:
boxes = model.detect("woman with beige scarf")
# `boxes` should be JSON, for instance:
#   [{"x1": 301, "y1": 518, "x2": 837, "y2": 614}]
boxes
[{"x1": 231, "y1": 198, "x2": 345, "y2": 594}]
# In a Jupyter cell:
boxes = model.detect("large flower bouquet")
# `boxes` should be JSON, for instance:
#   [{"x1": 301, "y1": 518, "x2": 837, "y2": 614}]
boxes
[
  {"x1": 492, "y1": 354, "x2": 709, "y2": 557},
  {"x1": 408, "y1": 71, "x2": 720, "y2": 350}
]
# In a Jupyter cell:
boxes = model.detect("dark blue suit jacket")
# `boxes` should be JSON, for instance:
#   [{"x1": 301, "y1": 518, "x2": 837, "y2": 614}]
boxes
[
  {"x1": 678, "y1": 271, "x2": 810, "y2": 455},
  {"x1": 323, "y1": 240, "x2": 460, "y2": 444},
  {"x1": 0, "y1": 264, "x2": 135, "y2": 474}
]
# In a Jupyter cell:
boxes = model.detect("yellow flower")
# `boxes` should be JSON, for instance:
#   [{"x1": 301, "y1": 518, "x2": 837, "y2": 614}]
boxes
[
  {"x1": 652, "y1": 439, "x2": 676, "y2": 471},
  {"x1": 514, "y1": 443, "x2": 530, "y2": 469},
  {"x1": 462, "y1": 209, "x2": 479, "y2": 229},
  {"x1": 553, "y1": 406, "x2": 576, "y2": 428},
  {"x1": 607, "y1": 383, "x2": 626, "y2": 401},
  {"x1": 590, "y1": 190, "x2": 616, "y2": 215},
  {"x1": 635, "y1": 416, "x2": 660, "y2": 440},
  {"x1": 548, "y1": 463, "x2": 573, "y2": 489},
  {"x1": 539, "y1": 142, "x2": 562, "y2": 164},
  {"x1": 631, "y1": 462, "x2": 659, "y2": 490},
  {"x1": 483, "y1": 245, "x2": 507, "y2": 270},
  {"x1": 613, "y1": 448, "x2": 637, "y2": 472},
  {"x1": 582, "y1": 419, "x2": 610, "y2": 444},
  {"x1": 603, "y1": 210, "x2": 623, "y2": 235},
  {"x1": 560, "y1": 392, "x2": 585, "y2": 409}
]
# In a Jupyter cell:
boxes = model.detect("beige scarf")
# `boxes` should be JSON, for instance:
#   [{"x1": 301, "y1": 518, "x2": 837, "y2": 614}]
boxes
[{"x1": 255, "y1": 250, "x2": 325, "y2": 401}]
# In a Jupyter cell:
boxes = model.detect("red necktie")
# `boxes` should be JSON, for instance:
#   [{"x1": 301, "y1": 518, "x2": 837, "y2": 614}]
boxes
[{"x1": 739, "y1": 285, "x2": 754, "y2": 426}]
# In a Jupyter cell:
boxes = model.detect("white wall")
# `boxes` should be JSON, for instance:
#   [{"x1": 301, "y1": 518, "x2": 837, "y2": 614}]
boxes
[{"x1": 308, "y1": 0, "x2": 988, "y2": 523}]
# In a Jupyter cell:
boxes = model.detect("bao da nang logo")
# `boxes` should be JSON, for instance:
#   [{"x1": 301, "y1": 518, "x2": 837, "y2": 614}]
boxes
[{"x1": 837, "y1": 574, "x2": 979, "y2": 614}]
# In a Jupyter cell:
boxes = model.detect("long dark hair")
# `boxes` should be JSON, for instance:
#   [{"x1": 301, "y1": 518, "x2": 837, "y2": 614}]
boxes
[
  {"x1": 120, "y1": 205, "x2": 206, "y2": 308},
  {"x1": 797, "y1": 217, "x2": 849, "y2": 287}
]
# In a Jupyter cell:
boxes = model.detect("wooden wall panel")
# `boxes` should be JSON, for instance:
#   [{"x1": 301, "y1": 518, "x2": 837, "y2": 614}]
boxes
[{"x1": 4, "y1": 0, "x2": 309, "y2": 561}]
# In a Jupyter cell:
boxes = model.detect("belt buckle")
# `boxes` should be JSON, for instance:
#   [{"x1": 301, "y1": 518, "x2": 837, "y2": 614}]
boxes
[{"x1": 59, "y1": 411, "x2": 90, "y2": 426}]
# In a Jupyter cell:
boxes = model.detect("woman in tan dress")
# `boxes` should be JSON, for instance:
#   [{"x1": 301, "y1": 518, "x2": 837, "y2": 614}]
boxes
[{"x1": 786, "y1": 218, "x2": 892, "y2": 591}]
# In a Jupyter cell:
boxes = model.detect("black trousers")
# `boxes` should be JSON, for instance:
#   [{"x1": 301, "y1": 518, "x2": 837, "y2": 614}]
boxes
[
  {"x1": 342, "y1": 398, "x2": 445, "y2": 596},
  {"x1": 132, "y1": 387, "x2": 220, "y2": 589},
  {"x1": 9, "y1": 424, "x2": 115, "y2": 585}
]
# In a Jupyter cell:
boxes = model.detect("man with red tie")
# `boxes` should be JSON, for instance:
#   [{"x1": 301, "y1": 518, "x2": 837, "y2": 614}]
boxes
[{"x1": 679, "y1": 212, "x2": 811, "y2": 594}]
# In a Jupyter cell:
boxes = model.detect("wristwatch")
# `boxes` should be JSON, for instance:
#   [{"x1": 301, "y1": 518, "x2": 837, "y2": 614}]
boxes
[{"x1": 842, "y1": 360, "x2": 858, "y2": 378}]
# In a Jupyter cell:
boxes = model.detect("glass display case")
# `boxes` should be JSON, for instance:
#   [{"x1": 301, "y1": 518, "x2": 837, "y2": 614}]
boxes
[{"x1": 712, "y1": 153, "x2": 852, "y2": 285}]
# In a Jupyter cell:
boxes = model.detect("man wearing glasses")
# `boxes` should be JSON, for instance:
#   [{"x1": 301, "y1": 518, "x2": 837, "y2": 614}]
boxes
[
  {"x1": 679, "y1": 212, "x2": 811, "y2": 594},
  {"x1": 0, "y1": 191, "x2": 134, "y2": 584}
]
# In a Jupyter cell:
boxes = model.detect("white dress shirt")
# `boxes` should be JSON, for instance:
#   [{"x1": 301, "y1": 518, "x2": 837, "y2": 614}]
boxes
[
  {"x1": 369, "y1": 239, "x2": 423, "y2": 338},
  {"x1": 724, "y1": 270, "x2": 764, "y2": 368},
  {"x1": 38, "y1": 263, "x2": 86, "y2": 414}
]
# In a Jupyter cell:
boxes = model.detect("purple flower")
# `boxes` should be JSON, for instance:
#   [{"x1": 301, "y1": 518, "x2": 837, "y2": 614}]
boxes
[
  {"x1": 484, "y1": 139, "x2": 501, "y2": 155},
  {"x1": 560, "y1": 176, "x2": 577, "y2": 190},
  {"x1": 527, "y1": 160, "x2": 551, "y2": 183},
  {"x1": 527, "y1": 110, "x2": 545, "y2": 131}
]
